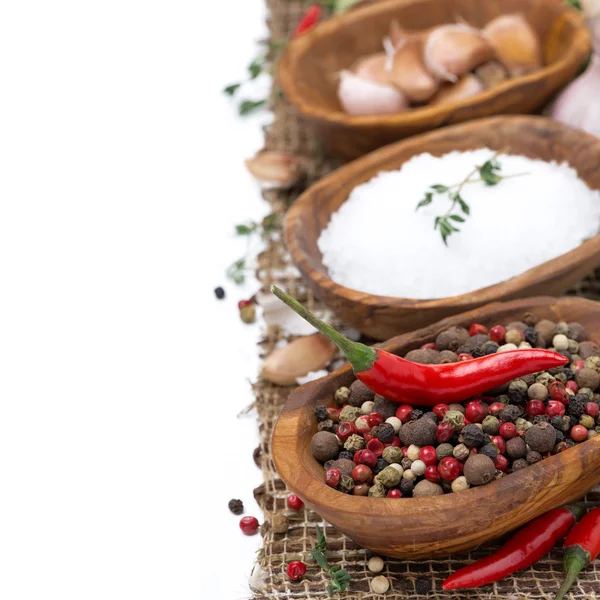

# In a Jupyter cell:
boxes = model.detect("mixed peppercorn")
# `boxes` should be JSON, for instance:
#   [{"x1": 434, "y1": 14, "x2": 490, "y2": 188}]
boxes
[{"x1": 309, "y1": 315, "x2": 600, "y2": 497}]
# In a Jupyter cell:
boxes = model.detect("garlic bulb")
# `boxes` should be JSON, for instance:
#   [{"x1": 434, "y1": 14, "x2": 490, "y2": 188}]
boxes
[
  {"x1": 352, "y1": 52, "x2": 392, "y2": 85},
  {"x1": 551, "y1": 55, "x2": 600, "y2": 138},
  {"x1": 389, "y1": 37, "x2": 439, "y2": 102},
  {"x1": 245, "y1": 151, "x2": 304, "y2": 188},
  {"x1": 431, "y1": 74, "x2": 485, "y2": 105},
  {"x1": 475, "y1": 60, "x2": 509, "y2": 88},
  {"x1": 424, "y1": 24, "x2": 494, "y2": 82},
  {"x1": 483, "y1": 14, "x2": 541, "y2": 77},
  {"x1": 337, "y1": 70, "x2": 408, "y2": 116}
]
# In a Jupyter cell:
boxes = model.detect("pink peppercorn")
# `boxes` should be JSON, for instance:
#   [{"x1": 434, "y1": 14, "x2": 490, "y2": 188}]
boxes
[
  {"x1": 387, "y1": 489, "x2": 402, "y2": 498},
  {"x1": 469, "y1": 323, "x2": 488, "y2": 336},
  {"x1": 395, "y1": 404, "x2": 413, "y2": 423},
  {"x1": 436, "y1": 421, "x2": 454, "y2": 443},
  {"x1": 419, "y1": 446, "x2": 438, "y2": 466},
  {"x1": 433, "y1": 404, "x2": 450, "y2": 419},
  {"x1": 566, "y1": 380, "x2": 579, "y2": 393},
  {"x1": 586, "y1": 402, "x2": 599, "y2": 418},
  {"x1": 287, "y1": 494, "x2": 304, "y2": 511},
  {"x1": 354, "y1": 449, "x2": 377, "y2": 468},
  {"x1": 526, "y1": 400, "x2": 546, "y2": 417},
  {"x1": 549, "y1": 381, "x2": 569, "y2": 403},
  {"x1": 367, "y1": 413, "x2": 383, "y2": 427},
  {"x1": 488, "y1": 402, "x2": 505, "y2": 416},
  {"x1": 494, "y1": 455, "x2": 508, "y2": 471},
  {"x1": 572, "y1": 360, "x2": 585, "y2": 373},
  {"x1": 465, "y1": 401, "x2": 486, "y2": 423},
  {"x1": 327, "y1": 407, "x2": 340, "y2": 422},
  {"x1": 240, "y1": 516, "x2": 259, "y2": 536},
  {"x1": 352, "y1": 464, "x2": 373, "y2": 484},
  {"x1": 325, "y1": 469, "x2": 341, "y2": 488},
  {"x1": 490, "y1": 325, "x2": 506, "y2": 343},
  {"x1": 492, "y1": 435, "x2": 506, "y2": 454},
  {"x1": 571, "y1": 425, "x2": 588, "y2": 442},
  {"x1": 367, "y1": 438, "x2": 384, "y2": 457},
  {"x1": 499, "y1": 422, "x2": 517, "y2": 439},
  {"x1": 546, "y1": 400, "x2": 565, "y2": 418},
  {"x1": 420, "y1": 342, "x2": 437, "y2": 350},
  {"x1": 458, "y1": 353, "x2": 473, "y2": 361},
  {"x1": 425, "y1": 465, "x2": 441, "y2": 483},
  {"x1": 287, "y1": 561, "x2": 306, "y2": 582},
  {"x1": 336, "y1": 421, "x2": 356, "y2": 441},
  {"x1": 438, "y1": 457, "x2": 461, "y2": 481}
]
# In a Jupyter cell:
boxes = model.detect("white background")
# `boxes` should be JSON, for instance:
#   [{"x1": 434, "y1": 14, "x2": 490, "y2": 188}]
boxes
[{"x1": 0, "y1": 0, "x2": 271, "y2": 598}]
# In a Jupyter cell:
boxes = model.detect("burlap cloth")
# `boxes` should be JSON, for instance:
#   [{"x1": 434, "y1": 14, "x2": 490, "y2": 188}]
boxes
[{"x1": 252, "y1": 1, "x2": 600, "y2": 597}]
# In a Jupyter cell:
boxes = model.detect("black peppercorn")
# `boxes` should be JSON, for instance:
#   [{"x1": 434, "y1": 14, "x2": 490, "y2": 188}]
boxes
[
  {"x1": 563, "y1": 368, "x2": 575, "y2": 381},
  {"x1": 422, "y1": 411, "x2": 438, "y2": 423},
  {"x1": 471, "y1": 346, "x2": 486, "y2": 358},
  {"x1": 415, "y1": 578, "x2": 431, "y2": 595},
  {"x1": 338, "y1": 450, "x2": 354, "y2": 461},
  {"x1": 511, "y1": 459, "x2": 529, "y2": 471},
  {"x1": 314, "y1": 405, "x2": 329, "y2": 422},
  {"x1": 410, "y1": 409, "x2": 424, "y2": 421},
  {"x1": 399, "y1": 479, "x2": 414, "y2": 497},
  {"x1": 533, "y1": 414, "x2": 550, "y2": 424},
  {"x1": 499, "y1": 405, "x2": 523, "y2": 423},
  {"x1": 565, "y1": 438, "x2": 576, "y2": 449},
  {"x1": 526, "y1": 450, "x2": 542, "y2": 464},
  {"x1": 461, "y1": 424, "x2": 485, "y2": 448},
  {"x1": 375, "y1": 423, "x2": 395, "y2": 443},
  {"x1": 373, "y1": 457, "x2": 389, "y2": 474},
  {"x1": 214, "y1": 286, "x2": 225, "y2": 300},
  {"x1": 555, "y1": 430, "x2": 565, "y2": 443},
  {"x1": 558, "y1": 350, "x2": 572, "y2": 362},
  {"x1": 479, "y1": 443, "x2": 499, "y2": 459},
  {"x1": 550, "y1": 416, "x2": 565, "y2": 431},
  {"x1": 318, "y1": 419, "x2": 335, "y2": 432},
  {"x1": 450, "y1": 432, "x2": 461, "y2": 446},
  {"x1": 569, "y1": 395, "x2": 587, "y2": 420},
  {"x1": 523, "y1": 327, "x2": 539, "y2": 346},
  {"x1": 228, "y1": 499, "x2": 244, "y2": 515},
  {"x1": 482, "y1": 341, "x2": 499, "y2": 355}
]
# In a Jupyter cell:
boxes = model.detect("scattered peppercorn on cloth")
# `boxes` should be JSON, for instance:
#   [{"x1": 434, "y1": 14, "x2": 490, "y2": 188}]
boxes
[{"x1": 251, "y1": 2, "x2": 600, "y2": 598}]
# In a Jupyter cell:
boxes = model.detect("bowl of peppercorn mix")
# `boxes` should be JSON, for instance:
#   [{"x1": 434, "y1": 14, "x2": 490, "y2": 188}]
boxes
[{"x1": 272, "y1": 295, "x2": 600, "y2": 559}]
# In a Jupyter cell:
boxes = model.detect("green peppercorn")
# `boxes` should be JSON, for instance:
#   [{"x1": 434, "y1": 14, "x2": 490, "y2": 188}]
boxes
[
  {"x1": 436, "y1": 443, "x2": 454, "y2": 460},
  {"x1": 536, "y1": 372, "x2": 556, "y2": 388},
  {"x1": 443, "y1": 410, "x2": 464, "y2": 429},
  {"x1": 585, "y1": 356, "x2": 600, "y2": 371},
  {"x1": 375, "y1": 466, "x2": 401, "y2": 488},
  {"x1": 344, "y1": 434, "x2": 365, "y2": 452},
  {"x1": 568, "y1": 339, "x2": 580, "y2": 355},
  {"x1": 580, "y1": 415, "x2": 596, "y2": 429},
  {"x1": 382, "y1": 446, "x2": 403, "y2": 464},
  {"x1": 368, "y1": 481, "x2": 387, "y2": 498},
  {"x1": 334, "y1": 386, "x2": 350, "y2": 405},
  {"x1": 515, "y1": 417, "x2": 532, "y2": 431},
  {"x1": 339, "y1": 474, "x2": 355, "y2": 494},
  {"x1": 339, "y1": 406, "x2": 361, "y2": 423},
  {"x1": 579, "y1": 388, "x2": 595, "y2": 401},
  {"x1": 453, "y1": 443, "x2": 469, "y2": 461},
  {"x1": 482, "y1": 415, "x2": 500, "y2": 435}
]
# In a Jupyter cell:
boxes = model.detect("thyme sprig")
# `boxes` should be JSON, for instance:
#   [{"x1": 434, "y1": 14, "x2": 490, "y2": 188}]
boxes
[
  {"x1": 416, "y1": 150, "x2": 528, "y2": 246},
  {"x1": 310, "y1": 526, "x2": 351, "y2": 596},
  {"x1": 226, "y1": 214, "x2": 278, "y2": 285}
]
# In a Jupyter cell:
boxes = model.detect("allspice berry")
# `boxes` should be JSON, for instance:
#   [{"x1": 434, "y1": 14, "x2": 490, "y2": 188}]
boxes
[
  {"x1": 512, "y1": 458, "x2": 529, "y2": 471},
  {"x1": 506, "y1": 436, "x2": 527, "y2": 459},
  {"x1": 436, "y1": 326, "x2": 470, "y2": 351},
  {"x1": 311, "y1": 431, "x2": 340, "y2": 462},
  {"x1": 464, "y1": 454, "x2": 496, "y2": 486},
  {"x1": 579, "y1": 341, "x2": 600, "y2": 359},
  {"x1": 525, "y1": 422, "x2": 557, "y2": 453},
  {"x1": 405, "y1": 348, "x2": 439, "y2": 364},
  {"x1": 576, "y1": 368, "x2": 600, "y2": 391},
  {"x1": 372, "y1": 395, "x2": 397, "y2": 420},
  {"x1": 535, "y1": 319, "x2": 557, "y2": 345},
  {"x1": 398, "y1": 418, "x2": 437, "y2": 446},
  {"x1": 353, "y1": 484, "x2": 370, "y2": 496},
  {"x1": 413, "y1": 480, "x2": 443, "y2": 497},
  {"x1": 271, "y1": 514, "x2": 289, "y2": 534},
  {"x1": 329, "y1": 458, "x2": 356, "y2": 478},
  {"x1": 347, "y1": 380, "x2": 374, "y2": 407}
]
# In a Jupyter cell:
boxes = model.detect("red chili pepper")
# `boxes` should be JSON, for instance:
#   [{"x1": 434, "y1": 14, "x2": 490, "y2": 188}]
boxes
[
  {"x1": 555, "y1": 506, "x2": 600, "y2": 600},
  {"x1": 293, "y1": 4, "x2": 322, "y2": 37},
  {"x1": 271, "y1": 286, "x2": 568, "y2": 406},
  {"x1": 443, "y1": 506, "x2": 583, "y2": 590}
]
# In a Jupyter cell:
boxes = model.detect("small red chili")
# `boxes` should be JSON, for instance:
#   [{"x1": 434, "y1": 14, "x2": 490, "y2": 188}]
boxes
[
  {"x1": 433, "y1": 404, "x2": 449, "y2": 419},
  {"x1": 271, "y1": 287, "x2": 567, "y2": 406},
  {"x1": 367, "y1": 438, "x2": 384, "y2": 457},
  {"x1": 469, "y1": 323, "x2": 488, "y2": 336},
  {"x1": 489, "y1": 325, "x2": 506, "y2": 343},
  {"x1": 367, "y1": 413, "x2": 383, "y2": 427},
  {"x1": 438, "y1": 457, "x2": 460, "y2": 481},
  {"x1": 570, "y1": 425, "x2": 588, "y2": 442},
  {"x1": 499, "y1": 422, "x2": 517, "y2": 439},
  {"x1": 387, "y1": 489, "x2": 402, "y2": 498},
  {"x1": 287, "y1": 494, "x2": 304, "y2": 511},
  {"x1": 555, "y1": 506, "x2": 600, "y2": 600},
  {"x1": 395, "y1": 404, "x2": 413, "y2": 423},
  {"x1": 443, "y1": 505, "x2": 583, "y2": 591},
  {"x1": 337, "y1": 421, "x2": 356, "y2": 441},
  {"x1": 287, "y1": 560, "x2": 307, "y2": 582},
  {"x1": 436, "y1": 422, "x2": 454, "y2": 443},
  {"x1": 293, "y1": 4, "x2": 322, "y2": 37},
  {"x1": 325, "y1": 468, "x2": 341, "y2": 488},
  {"x1": 240, "y1": 516, "x2": 260, "y2": 536}
]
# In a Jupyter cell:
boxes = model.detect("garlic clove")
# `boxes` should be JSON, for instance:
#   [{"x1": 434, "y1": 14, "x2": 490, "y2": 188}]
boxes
[
  {"x1": 337, "y1": 70, "x2": 409, "y2": 116},
  {"x1": 260, "y1": 333, "x2": 336, "y2": 386},
  {"x1": 244, "y1": 151, "x2": 304, "y2": 188},
  {"x1": 430, "y1": 74, "x2": 486, "y2": 105},
  {"x1": 483, "y1": 14, "x2": 541, "y2": 77},
  {"x1": 474, "y1": 60, "x2": 509, "y2": 88},
  {"x1": 352, "y1": 52, "x2": 393, "y2": 85},
  {"x1": 389, "y1": 37, "x2": 439, "y2": 102},
  {"x1": 424, "y1": 24, "x2": 495, "y2": 82}
]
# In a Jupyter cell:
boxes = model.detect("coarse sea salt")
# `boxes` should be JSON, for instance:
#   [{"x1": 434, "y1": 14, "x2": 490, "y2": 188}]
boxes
[{"x1": 318, "y1": 149, "x2": 600, "y2": 299}]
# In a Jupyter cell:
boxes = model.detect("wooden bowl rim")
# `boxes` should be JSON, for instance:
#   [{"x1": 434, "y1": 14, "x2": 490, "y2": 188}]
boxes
[
  {"x1": 284, "y1": 115, "x2": 600, "y2": 310},
  {"x1": 272, "y1": 295, "x2": 600, "y2": 518},
  {"x1": 279, "y1": 0, "x2": 591, "y2": 126}
]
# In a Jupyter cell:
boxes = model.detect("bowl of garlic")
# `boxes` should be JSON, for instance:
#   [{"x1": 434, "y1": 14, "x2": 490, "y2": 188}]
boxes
[{"x1": 278, "y1": 0, "x2": 591, "y2": 160}]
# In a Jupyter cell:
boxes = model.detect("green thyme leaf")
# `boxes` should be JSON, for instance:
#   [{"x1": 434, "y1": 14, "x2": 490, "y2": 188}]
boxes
[
  {"x1": 248, "y1": 58, "x2": 263, "y2": 80},
  {"x1": 449, "y1": 215, "x2": 465, "y2": 223},
  {"x1": 223, "y1": 83, "x2": 241, "y2": 96},
  {"x1": 261, "y1": 213, "x2": 278, "y2": 232},
  {"x1": 235, "y1": 222, "x2": 258, "y2": 235},
  {"x1": 311, "y1": 548, "x2": 329, "y2": 571},
  {"x1": 458, "y1": 196, "x2": 470, "y2": 215},
  {"x1": 430, "y1": 184, "x2": 448, "y2": 193},
  {"x1": 226, "y1": 258, "x2": 246, "y2": 285},
  {"x1": 239, "y1": 99, "x2": 267, "y2": 116},
  {"x1": 416, "y1": 193, "x2": 433, "y2": 210}
]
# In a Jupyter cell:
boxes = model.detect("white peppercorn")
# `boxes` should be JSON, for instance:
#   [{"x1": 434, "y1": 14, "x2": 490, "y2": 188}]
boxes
[
  {"x1": 361, "y1": 401, "x2": 374, "y2": 414},
  {"x1": 385, "y1": 416, "x2": 402, "y2": 434},
  {"x1": 528, "y1": 383, "x2": 548, "y2": 401},
  {"x1": 410, "y1": 459, "x2": 426, "y2": 476},
  {"x1": 406, "y1": 444, "x2": 421, "y2": 461},
  {"x1": 368, "y1": 556, "x2": 384, "y2": 573},
  {"x1": 402, "y1": 469, "x2": 416, "y2": 481},
  {"x1": 371, "y1": 576, "x2": 390, "y2": 594},
  {"x1": 451, "y1": 476, "x2": 470, "y2": 493},
  {"x1": 519, "y1": 342, "x2": 532, "y2": 349},
  {"x1": 553, "y1": 334, "x2": 569, "y2": 351},
  {"x1": 498, "y1": 343, "x2": 518, "y2": 352},
  {"x1": 335, "y1": 386, "x2": 350, "y2": 405}
]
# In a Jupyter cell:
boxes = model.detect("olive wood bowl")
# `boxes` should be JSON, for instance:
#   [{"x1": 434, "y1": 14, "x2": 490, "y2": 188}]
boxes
[
  {"x1": 279, "y1": 0, "x2": 591, "y2": 160},
  {"x1": 285, "y1": 116, "x2": 600, "y2": 340},
  {"x1": 272, "y1": 295, "x2": 600, "y2": 558}
]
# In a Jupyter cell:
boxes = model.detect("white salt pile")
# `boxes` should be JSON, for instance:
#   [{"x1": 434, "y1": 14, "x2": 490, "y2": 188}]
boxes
[{"x1": 318, "y1": 149, "x2": 600, "y2": 299}]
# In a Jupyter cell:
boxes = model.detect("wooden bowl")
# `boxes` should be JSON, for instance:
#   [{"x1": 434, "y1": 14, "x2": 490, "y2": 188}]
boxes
[
  {"x1": 279, "y1": 0, "x2": 591, "y2": 160},
  {"x1": 285, "y1": 115, "x2": 600, "y2": 341},
  {"x1": 272, "y1": 296, "x2": 600, "y2": 559}
]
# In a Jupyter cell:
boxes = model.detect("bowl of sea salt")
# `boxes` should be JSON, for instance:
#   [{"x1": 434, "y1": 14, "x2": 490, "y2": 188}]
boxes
[{"x1": 284, "y1": 116, "x2": 600, "y2": 340}]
